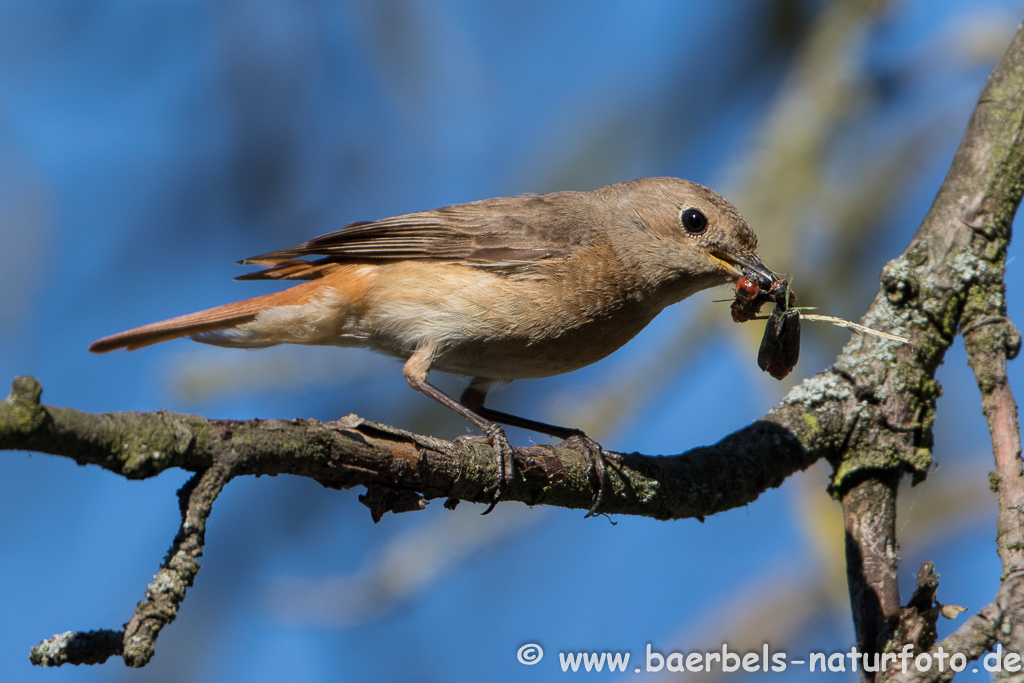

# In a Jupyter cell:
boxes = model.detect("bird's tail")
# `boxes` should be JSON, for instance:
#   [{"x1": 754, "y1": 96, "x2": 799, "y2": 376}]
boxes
[{"x1": 89, "y1": 279, "x2": 333, "y2": 353}]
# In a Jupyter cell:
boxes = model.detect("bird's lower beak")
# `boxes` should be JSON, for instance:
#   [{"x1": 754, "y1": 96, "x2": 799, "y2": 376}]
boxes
[{"x1": 711, "y1": 251, "x2": 778, "y2": 290}]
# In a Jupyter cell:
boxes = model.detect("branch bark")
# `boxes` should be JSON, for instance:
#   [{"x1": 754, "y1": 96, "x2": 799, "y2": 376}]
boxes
[
  {"x1": 871, "y1": 17, "x2": 1024, "y2": 683},
  {"x1": 0, "y1": 375, "x2": 820, "y2": 522}
]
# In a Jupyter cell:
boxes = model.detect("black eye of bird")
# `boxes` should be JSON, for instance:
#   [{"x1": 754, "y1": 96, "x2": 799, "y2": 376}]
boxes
[{"x1": 680, "y1": 208, "x2": 708, "y2": 234}]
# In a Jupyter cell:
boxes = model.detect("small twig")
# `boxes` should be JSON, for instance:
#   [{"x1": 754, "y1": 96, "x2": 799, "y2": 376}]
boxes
[
  {"x1": 884, "y1": 571, "x2": 1024, "y2": 683},
  {"x1": 799, "y1": 312, "x2": 910, "y2": 344},
  {"x1": 29, "y1": 465, "x2": 234, "y2": 667},
  {"x1": 121, "y1": 464, "x2": 233, "y2": 667},
  {"x1": 30, "y1": 629, "x2": 124, "y2": 667}
]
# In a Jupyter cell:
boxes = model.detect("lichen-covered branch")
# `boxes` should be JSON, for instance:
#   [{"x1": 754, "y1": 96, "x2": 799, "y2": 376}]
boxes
[
  {"x1": 2, "y1": 371, "x2": 824, "y2": 667},
  {"x1": 29, "y1": 464, "x2": 232, "y2": 668},
  {"x1": 861, "y1": 17, "x2": 1024, "y2": 680},
  {"x1": 822, "y1": 17, "x2": 1024, "y2": 675},
  {"x1": 29, "y1": 630, "x2": 124, "y2": 667},
  {"x1": 954, "y1": 195, "x2": 1024, "y2": 675},
  {"x1": 0, "y1": 375, "x2": 822, "y2": 523}
]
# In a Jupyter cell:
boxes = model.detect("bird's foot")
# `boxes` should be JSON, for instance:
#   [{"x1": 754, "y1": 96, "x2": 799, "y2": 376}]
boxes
[
  {"x1": 560, "y1": 433, "x2": 614, "y2": 518},
  {"x1": 480, "y1": 424, "x2": 516, "y2": 515}
]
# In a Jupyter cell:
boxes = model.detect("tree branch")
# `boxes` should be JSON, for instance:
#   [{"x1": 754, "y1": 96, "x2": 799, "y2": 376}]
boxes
[
  {"x1": 843, "y1": 471, "x2": 901, "y2": 670},
  {"x1": 1, "y1": 375, "x2": 825, "y2": 523},
  {"x1": 884, "y1": 572, "x2": 1024, "y2": 683},
  {"x1": 867, "y1": 18, "x2": 1024, "y2": 680},
  {"x1": 4, "y1": 373, "x2": 827, "y2": 667}
]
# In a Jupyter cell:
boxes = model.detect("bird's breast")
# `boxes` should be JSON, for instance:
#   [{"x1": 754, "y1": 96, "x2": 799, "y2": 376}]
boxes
[{"x1": 353, "y1": 242, "x2": 666, "y2": 380}]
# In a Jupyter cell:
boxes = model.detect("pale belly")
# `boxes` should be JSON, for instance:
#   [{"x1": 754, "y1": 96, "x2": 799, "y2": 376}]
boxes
[
  {"x1": 354, "y1": 261, "x2": 668, "y2": 380},
  {"x1": 424, "y1": 304, "x2": 661, "y2": 379}
]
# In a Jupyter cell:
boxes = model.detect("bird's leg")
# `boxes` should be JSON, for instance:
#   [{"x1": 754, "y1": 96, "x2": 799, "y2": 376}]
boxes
[
  {"x1": 461, "y1": 379, "x2": 613, "y2": 517},
  {"x1": 403, "y1": 354, "x2": 515, "y2": 514}
]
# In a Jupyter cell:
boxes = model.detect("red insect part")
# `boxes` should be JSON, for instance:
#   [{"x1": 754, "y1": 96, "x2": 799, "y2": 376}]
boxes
[
  {"x1": 731, "y1": 276, "x2": 769, "y2": 322},
  {"x1": 735, "y1": 276, "x2": 759, "y2": 301}
]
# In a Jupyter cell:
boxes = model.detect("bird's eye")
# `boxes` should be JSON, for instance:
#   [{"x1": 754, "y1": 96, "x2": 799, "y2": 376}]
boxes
[{"x1": 680, "y1": 208, "x2": 708, "y2": 234}]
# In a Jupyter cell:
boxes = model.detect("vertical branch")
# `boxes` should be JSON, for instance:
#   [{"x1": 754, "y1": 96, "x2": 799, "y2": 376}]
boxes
[
  {"x1": 843, "y1": 471, "x2": 901, "y2": 680},
  {"x1": 963, "y1": 312, "x2": 1024, "y2": 573},
  {"x1": 963, "y1": 288, "x2": 1024, "y2": 664},
  {"x1": 834, "y1": 16, "x2": 1024, "y2": 679},
  {"x1": 957, "y1": 9, "x2": 1024, "y2": 666}
]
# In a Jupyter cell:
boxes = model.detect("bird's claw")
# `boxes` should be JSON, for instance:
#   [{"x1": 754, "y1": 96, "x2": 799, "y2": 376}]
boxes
[
  {"x1": 561, "y1": 433, "x2": 612, "y2": 517},
  {"x1": 480, "y1": 424, "x2": 516, "y2": 515}
]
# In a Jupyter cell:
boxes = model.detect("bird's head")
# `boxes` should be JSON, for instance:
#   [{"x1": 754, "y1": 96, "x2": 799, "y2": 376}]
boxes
[{"x1": 606, "y1": 177, "x2": 777, "y2": 304}]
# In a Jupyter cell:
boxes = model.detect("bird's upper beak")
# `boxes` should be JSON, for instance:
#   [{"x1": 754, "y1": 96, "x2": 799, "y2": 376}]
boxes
[{"x1": 710, "y1": 250, "x2": 778, "y2": 291}]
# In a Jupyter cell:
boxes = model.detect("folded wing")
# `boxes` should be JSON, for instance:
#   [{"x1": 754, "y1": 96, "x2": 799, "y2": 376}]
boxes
[{"x1": 237, "y1": 193, "x2": 596, "y2": 280}]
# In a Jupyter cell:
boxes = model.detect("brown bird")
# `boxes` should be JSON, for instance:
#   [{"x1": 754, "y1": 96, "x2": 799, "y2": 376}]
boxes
[{"x1": 90, "y1": 177, "x2": 778, "y2": 515}]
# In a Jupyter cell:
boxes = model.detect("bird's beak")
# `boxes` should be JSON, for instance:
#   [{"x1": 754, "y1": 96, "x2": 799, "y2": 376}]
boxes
[{"x1": 710, "y1": 251, "x2": 778, "y2": 290}]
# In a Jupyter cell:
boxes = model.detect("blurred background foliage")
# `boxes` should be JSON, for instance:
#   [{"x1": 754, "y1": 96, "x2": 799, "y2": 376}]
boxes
[{"x1": 1, "y1": 1, "x2": 1022, "y2": 681}]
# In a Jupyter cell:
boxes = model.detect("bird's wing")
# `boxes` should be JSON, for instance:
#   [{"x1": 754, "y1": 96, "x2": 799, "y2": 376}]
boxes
[{"x1": 236, "y1": 193, "x2": 598, "y2": 280}]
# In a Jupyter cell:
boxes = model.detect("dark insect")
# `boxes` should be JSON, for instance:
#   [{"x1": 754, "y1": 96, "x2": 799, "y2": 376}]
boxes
[
  {"x1": 757, "y1": 279, "x2": 800, "y2": 380},
  {"x1": 757, "y1": 305, "x2": 800, "y2": 380},
  {"x1": 731, "y1": 276, "x2": 774, "y2": 323},
  {"x1": 731, "y1": 274, "x2": 801, "y2": 380}
]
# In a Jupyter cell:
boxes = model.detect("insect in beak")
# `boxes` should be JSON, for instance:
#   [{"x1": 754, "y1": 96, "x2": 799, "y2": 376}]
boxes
[{"x1": 731, "y1": 276, "x2": 801, "y2": 380}]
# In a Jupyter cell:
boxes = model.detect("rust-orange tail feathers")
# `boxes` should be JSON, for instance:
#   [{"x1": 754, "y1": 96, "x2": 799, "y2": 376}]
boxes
[{"x1": 88, "y1": 280, "x2": 325, "y2": 353}]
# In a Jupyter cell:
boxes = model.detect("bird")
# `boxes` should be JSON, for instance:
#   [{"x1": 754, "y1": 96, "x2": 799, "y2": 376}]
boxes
[{"x1": 90, "y1": 177, "x2": 779, "y2": 515}]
